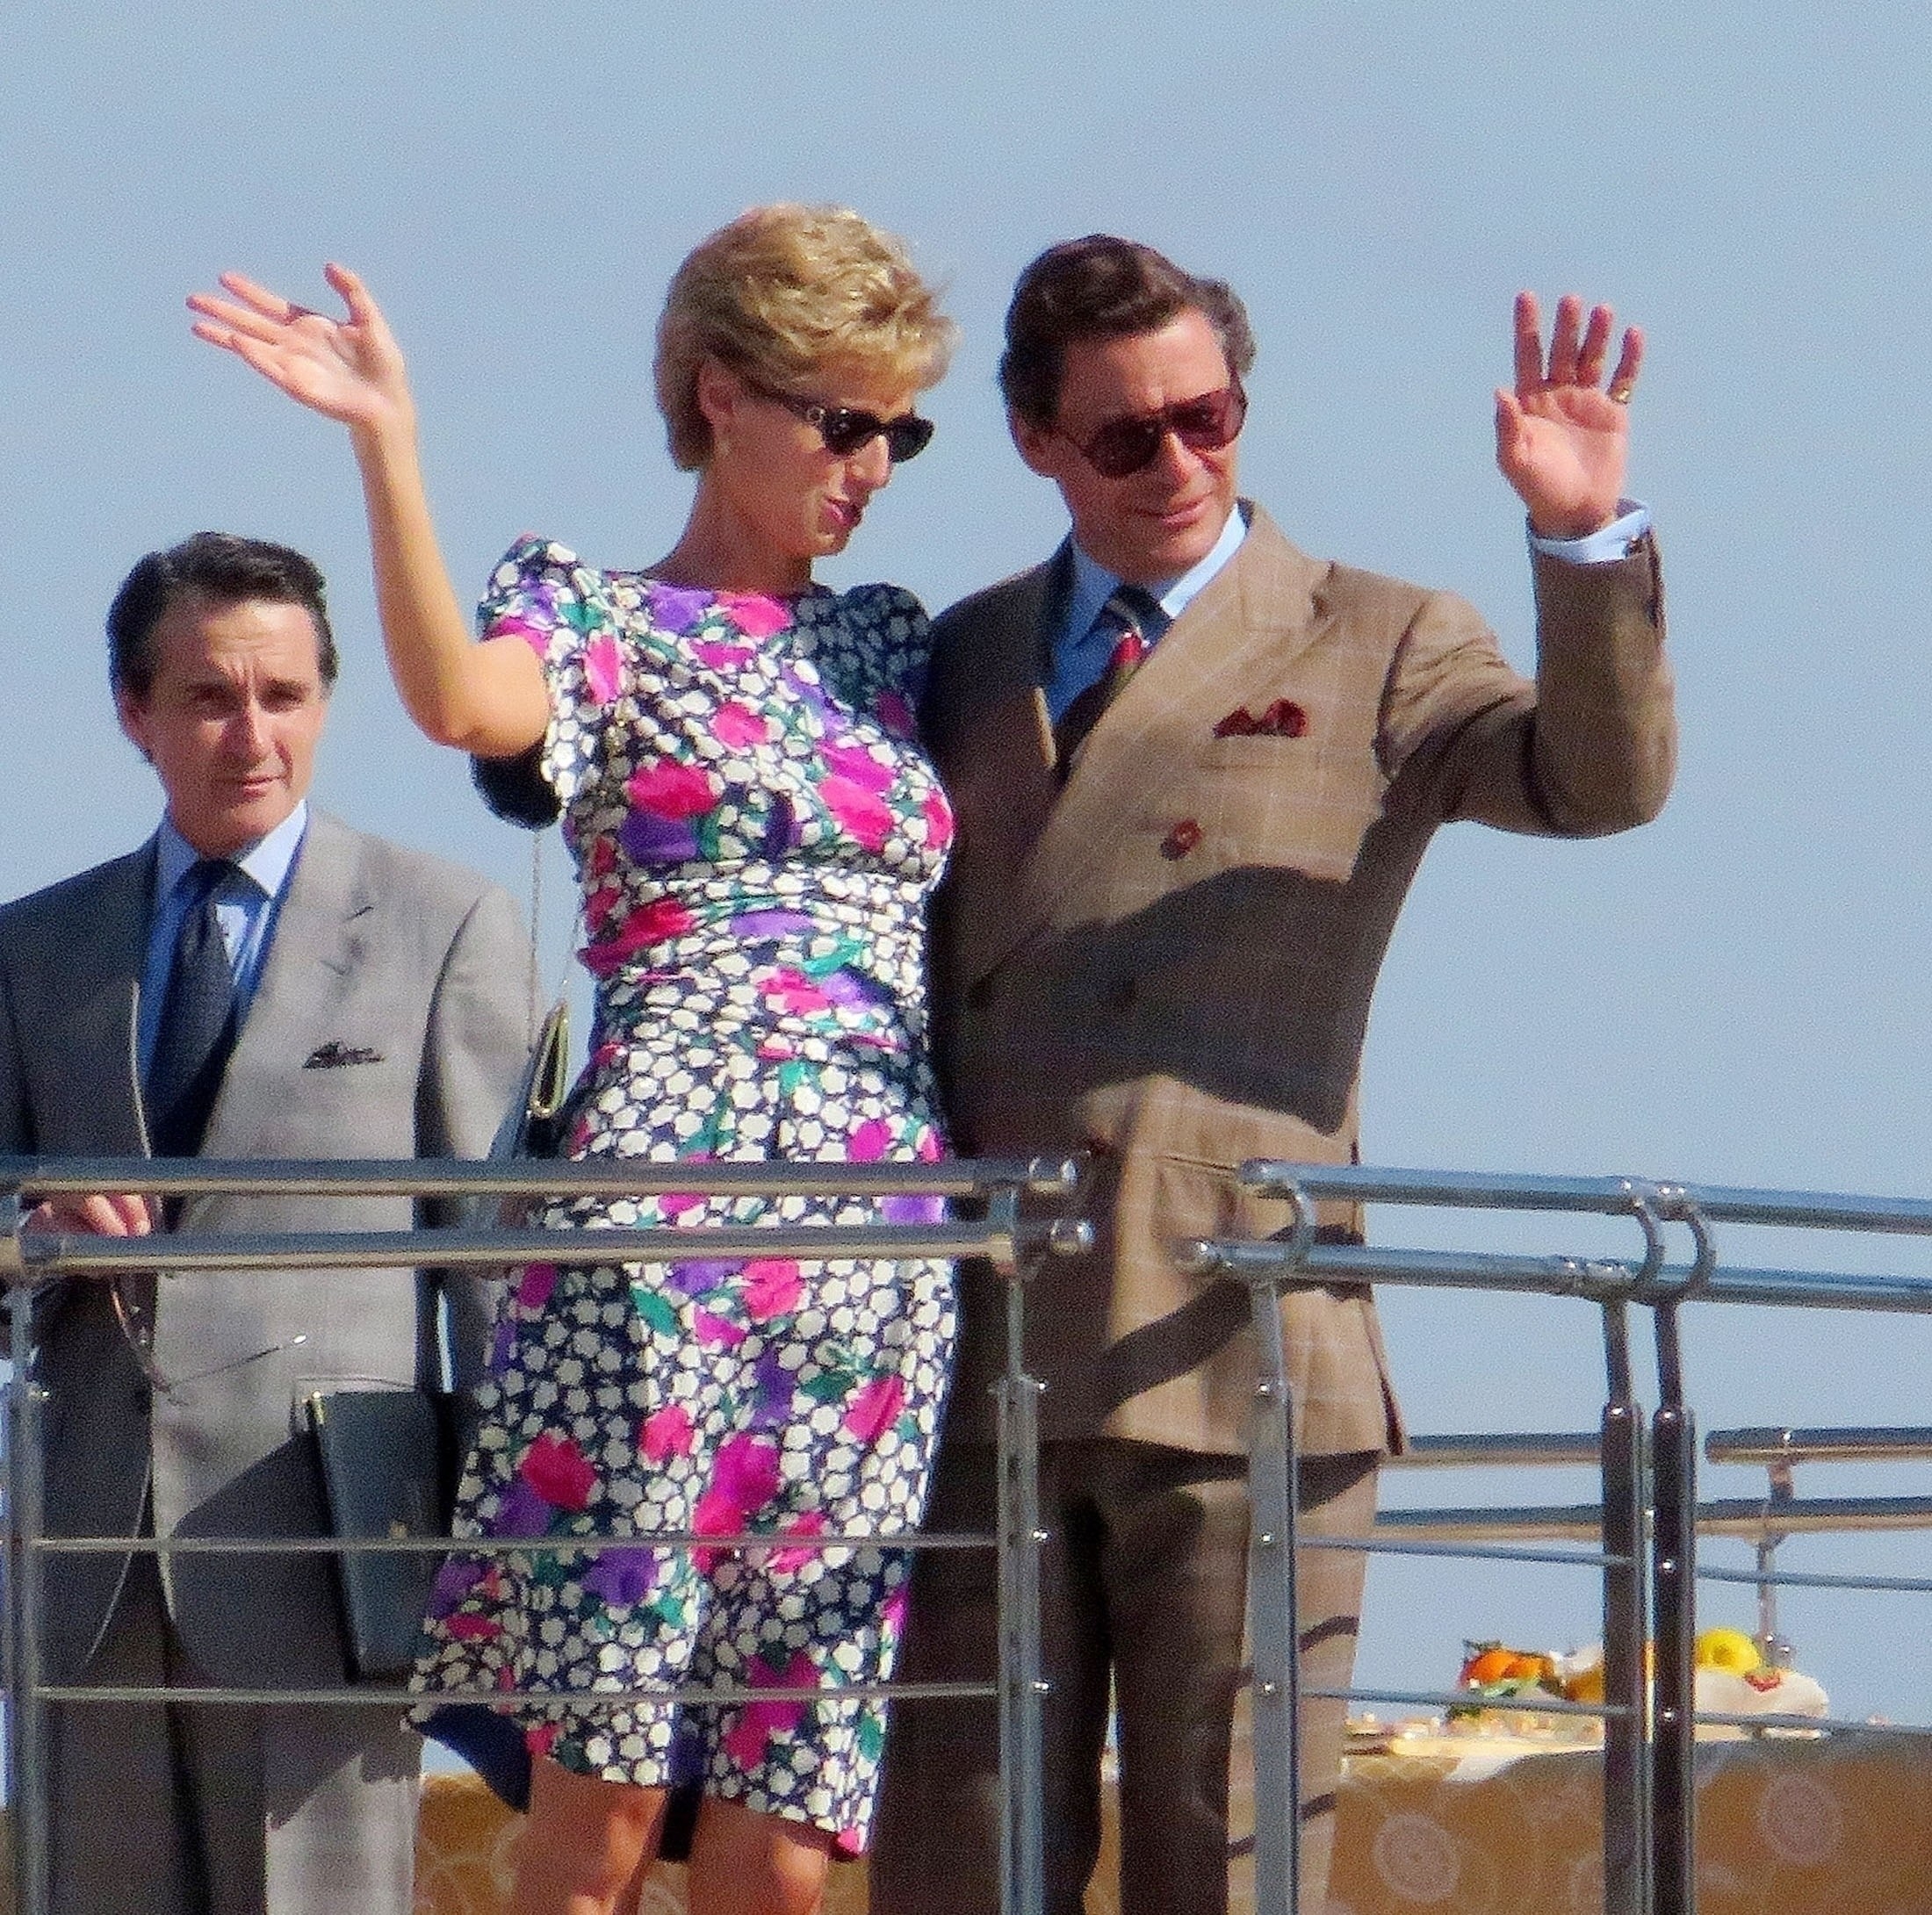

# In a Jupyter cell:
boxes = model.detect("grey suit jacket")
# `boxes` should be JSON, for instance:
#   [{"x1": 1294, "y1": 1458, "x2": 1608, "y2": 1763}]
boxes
[
  {"x1": 921, "y1": 506, "x2": 1676, "y2": 1455},
  {"x1": 0, "y1": 810, "x2": 530, "y2": 1685}
]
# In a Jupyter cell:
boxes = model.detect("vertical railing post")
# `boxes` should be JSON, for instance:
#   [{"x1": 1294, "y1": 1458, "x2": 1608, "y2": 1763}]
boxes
[
  {"x1": 989, "y1": 1183, "x2": 1045, "y2": 1915},
  {"x1": 1753, "y1": 1453, "x2": 1794, "y2": 1667},
  {"x1": 1597, "y1": 1299, "x2": 1649, "y2": 1915},
  {"x1": 1, "y1": 1189, "x2": 18, "y2": 1805},
  {"x1": 1648, "y1": 1301, "x2": 1697, "y2": 1915},
  {"x1": 4, "y1": 1191, "x2": 51, "y2": 1915},
  {"x1": 1645, "y1": 1189, "x2": 1713, "y2": 1915},
  {"x1": 1247, "y1": 1185, "x2": 1313, "y2": 1915}
]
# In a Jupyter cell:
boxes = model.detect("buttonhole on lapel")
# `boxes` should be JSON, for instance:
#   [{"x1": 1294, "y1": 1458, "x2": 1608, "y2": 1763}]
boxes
[
  {"x1": 303, "y1": 1041, "x2": 386, "y2": 1069},
  {"x1": 1162, "y1": 819, "x2": 1203, "y2": 860}
]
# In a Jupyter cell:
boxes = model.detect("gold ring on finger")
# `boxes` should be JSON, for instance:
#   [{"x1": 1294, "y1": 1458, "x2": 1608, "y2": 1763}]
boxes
[{"x1": 1607, "y1": 383, "x2": 1634, "y2": 405}]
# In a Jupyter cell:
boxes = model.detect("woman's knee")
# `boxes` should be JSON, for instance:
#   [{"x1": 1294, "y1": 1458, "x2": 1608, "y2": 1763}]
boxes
[
  {"x1": 516, "y1": 1758, "x2": 666, "y2": 1903},
  {"x1": 688, "y1": 1798, "x2": 833, "y2": 1915}
]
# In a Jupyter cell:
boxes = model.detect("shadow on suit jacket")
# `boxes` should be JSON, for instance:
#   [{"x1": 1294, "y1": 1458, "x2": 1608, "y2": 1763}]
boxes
[{"x1": 919, "y1": 503, "x2": 1675, "y2": 1458}]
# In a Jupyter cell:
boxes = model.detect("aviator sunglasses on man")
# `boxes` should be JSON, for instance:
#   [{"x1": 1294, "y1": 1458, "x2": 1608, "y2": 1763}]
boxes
[
  {"x1": 1059, "y1": 378, "x2": 1248, "y2": 479},
  {"x1": 743, "y1": 375, "x2": 936, "y2": 464}
]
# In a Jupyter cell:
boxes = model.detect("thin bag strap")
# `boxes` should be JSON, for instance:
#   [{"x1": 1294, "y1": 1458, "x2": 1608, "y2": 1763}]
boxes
[{"x1": 526, "y1": 820, "x2": 583, "y2": 1039}]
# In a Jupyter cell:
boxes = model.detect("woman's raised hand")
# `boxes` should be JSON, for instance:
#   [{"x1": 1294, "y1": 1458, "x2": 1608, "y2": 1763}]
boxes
[
  {"x1": 190, "y1": 258, "x2": 548, "y2": 756},
  {"x1": 189, "y1": 263, "x2": 413, "y2": 436}
]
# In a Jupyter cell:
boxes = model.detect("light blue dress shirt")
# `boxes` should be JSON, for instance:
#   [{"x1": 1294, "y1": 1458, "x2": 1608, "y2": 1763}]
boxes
[
  {"x1": 1046, "y1": 498, "x2": 1654, "y2": 720},
  {"x1": 1047, "y1": 506, "x2": 1249, "y2": 723},
  {"x1": 137, "y1": 801, "x2": 309, "y2": 1080}
]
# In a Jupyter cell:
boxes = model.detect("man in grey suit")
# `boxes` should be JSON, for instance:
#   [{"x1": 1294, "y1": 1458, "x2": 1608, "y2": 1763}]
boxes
[{"x1": 0, "y1": 532, "x2": 530, "y2": 1915}]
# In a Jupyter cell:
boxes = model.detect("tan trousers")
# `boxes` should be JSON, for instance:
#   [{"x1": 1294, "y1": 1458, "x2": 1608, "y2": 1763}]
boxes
[{"x1": 871, "y1": 1438, "x2": 1379, "y2": 1915}]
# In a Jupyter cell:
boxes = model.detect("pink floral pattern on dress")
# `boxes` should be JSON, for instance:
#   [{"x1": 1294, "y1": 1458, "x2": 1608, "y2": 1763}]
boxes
[{"x1": 411, "y1": 536, "x2": 955, "y2": 1856}]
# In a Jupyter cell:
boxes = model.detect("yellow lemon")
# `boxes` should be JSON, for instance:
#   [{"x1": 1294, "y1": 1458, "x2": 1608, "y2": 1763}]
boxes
[{"x1": 1696, "y1": 1626, "x2": 1763, "y2": 1674}]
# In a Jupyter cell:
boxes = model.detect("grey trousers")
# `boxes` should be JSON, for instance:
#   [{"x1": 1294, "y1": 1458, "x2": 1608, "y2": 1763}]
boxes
[
  {"x1": 871, "y1": 1437, "x2": 1379, "y2": 1915},
  {"x1": 43, "y1": 1550, "x2": 420, "y2": 1915}
]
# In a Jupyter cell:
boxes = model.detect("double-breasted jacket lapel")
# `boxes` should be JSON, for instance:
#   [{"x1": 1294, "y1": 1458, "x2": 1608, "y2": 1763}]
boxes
[
  {"x1": 1015, "y1": 509, "x2": 1332, "y2": 940},
  {"x1": 925, "y1": 553, "x2": 1067, "y2": 995},
  {"x1": 936, "y1": 508, "x2": 1333, "y2": 993}
]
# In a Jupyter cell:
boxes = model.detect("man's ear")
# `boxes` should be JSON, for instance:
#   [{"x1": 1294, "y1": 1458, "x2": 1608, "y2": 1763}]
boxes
[
  {"x1": 115, "y1": 689, "x2": 155, "y2": 765},
  {"x1": 1009, "y1": 409, "x2": 1062, "y2": 479}
]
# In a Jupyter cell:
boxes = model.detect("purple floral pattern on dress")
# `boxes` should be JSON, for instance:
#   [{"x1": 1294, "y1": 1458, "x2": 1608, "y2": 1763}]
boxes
[{"x1": 410, "y1": 536, "x2": 955, "y2": 1856}]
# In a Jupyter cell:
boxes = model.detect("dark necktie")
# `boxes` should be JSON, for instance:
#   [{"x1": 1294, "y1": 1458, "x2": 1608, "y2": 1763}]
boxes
[
  {"x1": 1053, "y1": 584, "x2": 1164, "y2": 778},
  {"x1": 148, "y1": 858, "x2": 239, "y2": 1157}
]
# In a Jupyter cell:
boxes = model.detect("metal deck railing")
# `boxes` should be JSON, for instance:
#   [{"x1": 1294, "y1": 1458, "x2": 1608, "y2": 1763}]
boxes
[
  {"x1": 5, "y1": 1157, "x2": 1932, "y2": 1915},
  {"x1": 0, "y1": 1153, "x2": 1090, "y2": 1915},
  {"x1": 1182, "y1": 1163, "x2": 1932, "y2": 1915}
]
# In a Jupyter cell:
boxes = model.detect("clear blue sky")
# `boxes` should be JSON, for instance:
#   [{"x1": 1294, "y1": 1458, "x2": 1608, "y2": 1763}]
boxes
[{"x1": 9, "y1": 3, "x2": 1932, "y2": 1722}]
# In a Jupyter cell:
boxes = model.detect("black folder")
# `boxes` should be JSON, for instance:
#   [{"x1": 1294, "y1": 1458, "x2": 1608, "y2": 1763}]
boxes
[{"x1": 306, "y1": 1387, "x2": 455, "y2": 1681}]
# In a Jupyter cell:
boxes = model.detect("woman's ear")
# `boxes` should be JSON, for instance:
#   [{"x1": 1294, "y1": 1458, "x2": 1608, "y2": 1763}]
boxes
[{"x1": 695, "y1": 358, "x2": 743, "y2": 439}]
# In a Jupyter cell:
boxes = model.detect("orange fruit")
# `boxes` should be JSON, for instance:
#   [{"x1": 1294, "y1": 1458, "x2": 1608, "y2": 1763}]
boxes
[
  {"x1": 1459, "y1": 1645, "x2": 1553, "y2": 1688},
  {"x1": 1460, "y1": 1647, "x2": 1520, "y2": 1687}
]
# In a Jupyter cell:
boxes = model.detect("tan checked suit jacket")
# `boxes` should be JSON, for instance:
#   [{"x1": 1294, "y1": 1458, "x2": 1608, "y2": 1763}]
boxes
[{"x1": 920, "y1": 504, "x2": 1675, "y2": 1458}]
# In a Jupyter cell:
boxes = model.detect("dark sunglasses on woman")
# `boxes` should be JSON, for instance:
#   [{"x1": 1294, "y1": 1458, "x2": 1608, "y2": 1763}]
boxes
[
  {"x1": 1064, "y1": 379, "x2": 1248, "y2": 479},
  {"x1": 746, "y1": 377, "x2": 936, "y2": 463}
]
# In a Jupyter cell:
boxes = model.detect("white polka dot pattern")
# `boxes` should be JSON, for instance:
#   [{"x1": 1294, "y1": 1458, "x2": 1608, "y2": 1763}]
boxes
[{"x1": 410, "y1": 539, "x2": 957, "y2": 1855}]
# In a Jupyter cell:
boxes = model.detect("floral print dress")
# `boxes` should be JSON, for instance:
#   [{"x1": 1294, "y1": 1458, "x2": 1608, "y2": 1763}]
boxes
[{"x1": 408, "y1": 537, "x2": 957, "y2": 1854}]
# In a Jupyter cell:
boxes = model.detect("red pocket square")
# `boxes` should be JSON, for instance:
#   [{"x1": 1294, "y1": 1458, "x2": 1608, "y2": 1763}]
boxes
[{"x1": 1214, "y1": 698, "x2": 1308, "y2": 739}]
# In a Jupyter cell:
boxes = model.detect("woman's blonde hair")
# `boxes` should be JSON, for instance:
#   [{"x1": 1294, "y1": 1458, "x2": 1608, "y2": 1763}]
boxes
[{"x1": 655, "y1": 204, "x2": 957, "y2": 471}]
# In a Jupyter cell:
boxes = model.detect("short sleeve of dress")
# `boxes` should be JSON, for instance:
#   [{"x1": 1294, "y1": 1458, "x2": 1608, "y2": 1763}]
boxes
[
  {"x1": 472, "y1": 536, "x2": 619, "y2": 825},
  {"x1": 847, "y1": 582, "x2": 934, "y2": 723}
]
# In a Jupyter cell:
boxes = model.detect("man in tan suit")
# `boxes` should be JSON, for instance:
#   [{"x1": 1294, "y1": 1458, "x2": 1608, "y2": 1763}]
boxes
[{"x1": 871, "y1": 238, "x2": 1675, "y2": 1913}]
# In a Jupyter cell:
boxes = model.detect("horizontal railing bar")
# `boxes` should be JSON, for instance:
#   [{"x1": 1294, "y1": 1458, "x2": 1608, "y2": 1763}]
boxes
[
  {"x1": 1694, "y1": 1561, "x2": 1932, "y2": 1596},
  {"x1": 36, "y1": 1679, "x2": 998, "y2": 1709},
  {"x1": 38, "y1": 1683, "x2": 1921, "y2": 1739},
  {"x1": 1235, "y1": 1163, "x2": 1932, "y2": 1235},
  {"x1": 8, "y1": 1218, "x2": 1082, "y2": 1279},
  {"x1": 1376, "y1": 1494, "x2": 1932, "y2": 1543},
  {"x1": 1183, "y1": 1239, "x2": 1932, "y2": 1314},
  {"x1": 1705, "y1": 1425, "x2": 1932, "y2": 1465},
  {"x1": 27, "y1": 1529, "x2": 994, "y2": 1557},
  {"x1": 0, "y1": 1154, "x2": 1083, "y2": 1200},
  {"x1": 29, "y1": 1496, "x2": 1928, "y2": 1561},
  {"x1": 1374, "y1": 1504, "x2": 1616, "y2": 1543},
  {"x1": 1301, "y1": 1532, "x2": 1627, "y2": 1568},
  {"x1": 0, "y1": 1526, "x2": 1626, "y2": 1571},
  {"x1": 1657, "y1": 1266, "x2": 1932, "y2": 1312},
  {"x1": 1341, "y1": 1425, "x2": 1932, "y2": 1471},
  {"x1": 1179, "y1": 1238, "x2": 1634, "y2": 1299},
  {"x1": 1392, "y1": 1433, "x2": 1604, "y2": 1469},
  {"x1": 1240, "y1": 1164, "x2": 1685, "y2": 1213}
]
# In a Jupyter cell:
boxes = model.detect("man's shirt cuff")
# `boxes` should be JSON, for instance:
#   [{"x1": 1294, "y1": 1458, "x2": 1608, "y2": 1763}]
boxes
[{"x1": 1527, "y1": 500, "x2": 1651, "y2": 565}]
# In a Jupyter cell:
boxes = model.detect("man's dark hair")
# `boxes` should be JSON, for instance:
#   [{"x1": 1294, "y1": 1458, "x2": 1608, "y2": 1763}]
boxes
[
  {"x1": 998, "y1": 234, "x2": 1258, "y2": 428},
  {"x1": 107, "y1": 531, "x2": 339, "y2": 699}
]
